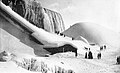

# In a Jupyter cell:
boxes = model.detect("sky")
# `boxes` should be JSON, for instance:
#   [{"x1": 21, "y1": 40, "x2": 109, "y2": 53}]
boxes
[{"x1": 39, "y1": 0, "x2": 120, "y2": 32}]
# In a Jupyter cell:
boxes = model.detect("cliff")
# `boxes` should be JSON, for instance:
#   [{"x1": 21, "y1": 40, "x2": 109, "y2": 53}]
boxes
[{"x1": 2, "y1": 0, "x2": 65, "y2": 33}]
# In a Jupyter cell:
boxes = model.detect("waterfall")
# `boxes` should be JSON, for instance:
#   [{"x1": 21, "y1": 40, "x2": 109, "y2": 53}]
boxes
[
  {"x1": 2, "y1": 0, "x2": 65, "y2": 33},
  {"x1": 44, "y1": 8, "x2": 65, "y2": 33}
]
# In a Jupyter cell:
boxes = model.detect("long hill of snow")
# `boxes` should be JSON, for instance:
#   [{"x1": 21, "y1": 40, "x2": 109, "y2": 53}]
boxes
[{"x1": 63, "y1": 22, "x2": 120, "y2": 51}]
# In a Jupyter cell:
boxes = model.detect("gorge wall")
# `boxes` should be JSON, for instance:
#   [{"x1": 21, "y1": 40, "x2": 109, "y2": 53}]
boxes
[{"x1": 2, "y1": 0, "x2": 65, "y2": 33}]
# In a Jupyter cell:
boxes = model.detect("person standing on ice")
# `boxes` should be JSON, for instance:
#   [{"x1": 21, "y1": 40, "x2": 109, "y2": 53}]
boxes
[
  {"x1": 84, "y1": 47, "x2": 88, "y2": 59},
  {"x1": 104, "y1": 45, "x2": 106, "y2": 50},
  {"x1": 75, "y1": 49, "x2": 77, "y2": 57},
  {"x1": 97, "y1": 51, "x2": 101, "y2": 59},
  {"x1": 88, "y1": 48, "x2": 93, "y2": 59},
  {"x1": 85, "y1": 52, "x2": 87, "y2": 59},
  {"x1": 116, "y1": 56, "x2": 120, "y2": 64}
]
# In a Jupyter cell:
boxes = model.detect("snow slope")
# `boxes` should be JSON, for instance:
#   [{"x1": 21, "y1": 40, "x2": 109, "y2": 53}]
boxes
[
  {"x1": 63, "y1": 22, "x2": 120, "y2": 50},
  {"x1": 0, "y1": 28, "x2": 35, "y2": 55}
]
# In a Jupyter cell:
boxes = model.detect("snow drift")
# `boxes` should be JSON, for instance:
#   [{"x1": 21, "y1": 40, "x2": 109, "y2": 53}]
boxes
[{"x1": 63, "y1": 22, "x2": 120, "y2": 50}]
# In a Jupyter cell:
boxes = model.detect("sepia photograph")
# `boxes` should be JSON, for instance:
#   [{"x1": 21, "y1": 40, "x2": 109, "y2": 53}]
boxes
[{"x1": 0, "y1": 0, "x2": 120, "y2": 73}]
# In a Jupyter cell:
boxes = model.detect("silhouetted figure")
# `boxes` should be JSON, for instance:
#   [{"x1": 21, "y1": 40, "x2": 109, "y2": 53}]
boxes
[
  {"x1": 60, "y1": 33, "x2": 63, "y2": 36},
  {"x1": 97, "y1": 52, "x2": 101, "y2": 59},
  {"x1": 104, "y1": 45, "x2": 106, "y2": 49},
  {"x1": 85, "y1": 52, "x2": 87, "y2": 59},
  {"x1": 55, "y1": 31, "x2": 58, "y2": 34},
  {"x1": 88, "y1": 48, "x2": 93, "y2": 59},
  {"x1": 117, "y1": 56, "x2": 120, "y2": 64},
  {"x1": 100, "y1": 46, "x2": 103, "y2": 51},
  {"x1": 75, "y1": 49, "x2": 77, "y2": 57},
  {"x1": 57, "y1": 31, "x2": 60, "y2": 35},
  {"x1": 72, "y1": 37, "x2": 74, "y2": 40},
  {"x1": 55, "y1": 31, "x2": 60, "y2": 35}
]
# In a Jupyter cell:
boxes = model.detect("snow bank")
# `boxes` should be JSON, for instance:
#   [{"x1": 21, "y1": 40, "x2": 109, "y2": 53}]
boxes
[{"x1": 11, "y1": 53, "x2": 75, "y2": 73}]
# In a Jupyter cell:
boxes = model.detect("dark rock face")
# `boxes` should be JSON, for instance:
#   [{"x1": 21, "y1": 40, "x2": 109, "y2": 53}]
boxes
[
  {"x1": 2, "y1": 0, "x2": 26, "y2": 17},
  {"x1": 2, "y1": 0, "x2": 65, "y2": 33},
  {"x1": 24, "y1": 0, "x2": 44, "y2": 29}
]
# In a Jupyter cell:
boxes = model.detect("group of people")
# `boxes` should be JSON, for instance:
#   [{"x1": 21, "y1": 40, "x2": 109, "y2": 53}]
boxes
[
  {"x1": 85, "y1": 48, "x2": 102, "y2": 59},
  {"x1": 100, "y1": 45, "x2": 106, "y2": 50},
  {"x1": 84, "y1": 45, "x2": 120, "y2": 65},
  {"x1": 85, "y1": 48, "x2": 93, "y2": 59},
  {"x1": 55, "y1": 31, "x2": 65, "y2": 37}
]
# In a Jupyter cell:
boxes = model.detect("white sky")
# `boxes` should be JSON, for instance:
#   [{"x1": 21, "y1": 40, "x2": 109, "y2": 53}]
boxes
[{"x1": 39, "y1": 0, "x2": 120, "y2": 32}]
